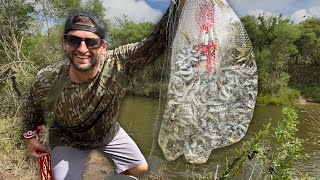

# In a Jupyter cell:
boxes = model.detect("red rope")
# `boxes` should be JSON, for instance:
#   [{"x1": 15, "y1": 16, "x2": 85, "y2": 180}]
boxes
[
  {"x1": 36, "y1": 126, "x2": 54, "y2": 180},
  {"x1": 195, "y1": 0, "x2": 218, "y2": 73}
]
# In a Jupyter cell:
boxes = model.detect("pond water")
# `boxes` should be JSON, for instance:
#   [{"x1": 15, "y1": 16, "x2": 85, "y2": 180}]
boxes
[{"x1": 118, "y1": 95, "x2": 320, "y2": 179}]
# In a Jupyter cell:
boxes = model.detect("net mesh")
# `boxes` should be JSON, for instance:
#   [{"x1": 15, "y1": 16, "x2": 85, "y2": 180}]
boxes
[{"x1": 158, "y1": 0, "x2": 258, "y2": 164}]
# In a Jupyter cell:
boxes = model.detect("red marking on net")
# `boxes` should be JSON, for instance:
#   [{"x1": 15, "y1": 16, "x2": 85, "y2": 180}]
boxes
[
  {"x1": 196, "y1": 0, "x2": 214, "y2": 32},
  {"x1": 36, "y1": 126, "x2": 54, "y2": 180},
  {"x1": 198, "y1": 41, "x2": 218, "y2": 73},
  {"x1": 195, "y1": 0, "x2": 218, "y2": 72}
]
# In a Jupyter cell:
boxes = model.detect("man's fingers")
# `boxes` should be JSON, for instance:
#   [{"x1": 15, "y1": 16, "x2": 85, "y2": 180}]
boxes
[
  {"x1": 25, "y1": 138, "x2": 50, "y2": 159},
  {"x1": 31, "y1": 151, "x2": 50, "y2": 159},
  {"x1": 31, "y1": 152, "x2": 42, "y2": 159},
  {"x1": 36, "y1": 145, "x2": 50, "y2": 153}
]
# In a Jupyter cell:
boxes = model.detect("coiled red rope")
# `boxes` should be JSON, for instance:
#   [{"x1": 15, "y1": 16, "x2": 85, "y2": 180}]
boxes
[{"x1": 36, "y1": 126, "x2": 54, "y2": 180}]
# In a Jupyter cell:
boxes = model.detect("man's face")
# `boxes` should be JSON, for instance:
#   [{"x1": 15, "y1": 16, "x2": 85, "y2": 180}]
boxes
[{"x1": 63, "y1": 27, "x2": 107, "y2": 72}]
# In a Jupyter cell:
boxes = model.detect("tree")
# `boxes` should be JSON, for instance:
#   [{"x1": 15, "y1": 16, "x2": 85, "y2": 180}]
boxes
[
  {"x1": 290, "y1": 18, "x2": 320, "y2": 85},
  {"x1": 241, "y1": 15, "x2": 301, "y2": 104},
  {"x1": 0, "y1": 0, "x2": 37, "y2": 114},
  {"x1": 83, "y1": 0, "x2": 105, "y2": 18},
  {"x1": 109, "y1": 21, "x2": 155, "y2": 49},
  {"x1": 0, "y1": 0, "x2": 35, "y2": 63},
  {"x1": 37, "y1": 0, "x2": 81, "y2": 18},
  {"x1": 33, "y1": 0, "x2": 81, "y2": 35},
  {"x1": 105, "y1": 5, "x2": 174, "y2": 79},
  {"x1": 242, "y1": 15, "x2": 320, "y2": 103},
  {"x1": 240, "y1": 15, "x2": 260, "y2": 52}
]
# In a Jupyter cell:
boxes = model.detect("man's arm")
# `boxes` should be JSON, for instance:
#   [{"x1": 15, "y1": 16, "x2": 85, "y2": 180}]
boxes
[
  {"x1": 106, "y1": 1, "x2": 183, "y2": 78},
  {"x1": 22, "y1": 83, "x2": 50, "y2": 158}
]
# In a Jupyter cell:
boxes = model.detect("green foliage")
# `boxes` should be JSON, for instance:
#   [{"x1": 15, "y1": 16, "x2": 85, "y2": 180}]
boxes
[
  {"x1": 0, "y1": 0, "x2": 35, "y2": 64},
  {"x1": 289, "y1": 18, "x2": 320, "y2": 85},
  {"x1": 293, "y1": 84, "x2": 320, "y2": 102},
  {"x1": 0, "y1": 0, "x2": 35, "y2": 32},
  {"x1": 129, "y1": 54, "x2": 166, "y2": 97},
  {"x1": 256, "y1": 86, "x2": 300, "y2": 105},
  {"x1": 242, "y1": 15, "x2": 320, "y2": 103},
  {"x1": 83, "y1": 0, "x2": 105, "y2": 18},
  {"x1": 23, "y1": 25, "x2": 65, "y2": 69},
  {"x1": 220, "y1": 107, "x2": 304, "y2": 179},
  {"x1": 106, "y1": 18, "x2": 161, "y2": 97},
  {"x1": 221, "y1": 124, "x2": 271, "y2": 179},
  {"x1": 32, "y1": 0, "x2": 109, "y2": 35},
  {"x1": 0, "y1": 116, "x2": 38, "y2": 179},
  {"x1": 241, "y1": 15, "x2": 292, "y2": 52},
  {"x1": 82, "y1": 0, "x2": 112, "y2": 32},
  {"x1": 35, "y1": 0, "x2": 82, "y2": 18},
  {"x1": 258, "y1": 19, "x2": 300, "y2": 86},
  {"x1": 0, "y1": 1, "x2": 38, "y2": 116},
  {"x1": 109, "y1": 21, "x2": 155, "y2": 49},
  {"x1": 261, "y1": 107, "x2": 302, "y2": 179},
  {"x1": 240, "y1": 15, "x2": 260, "y2": 50},
  {"x1": 0, "y1": 117, "x2": 25, "y2": 154}
]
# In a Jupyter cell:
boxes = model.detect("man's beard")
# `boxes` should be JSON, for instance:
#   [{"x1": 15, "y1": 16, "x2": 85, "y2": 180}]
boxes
[{"x1": 69, "y1": 54, "x2": 99, "y2": 72}]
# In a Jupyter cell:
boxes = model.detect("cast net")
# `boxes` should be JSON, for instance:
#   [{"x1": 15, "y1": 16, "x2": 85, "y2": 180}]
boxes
[{"x1": 158, "y1": 0, "x2": 258, "y2": 163}]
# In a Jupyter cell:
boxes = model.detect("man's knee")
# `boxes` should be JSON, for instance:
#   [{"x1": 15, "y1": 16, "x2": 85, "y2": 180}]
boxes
[{"x1": 125, "y1": 162, "x2": 148, "y2": 177}]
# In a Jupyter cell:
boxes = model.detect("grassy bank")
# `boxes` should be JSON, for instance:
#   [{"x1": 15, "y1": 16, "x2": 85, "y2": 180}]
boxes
[
  {"x1": 132, "y1": 80, "x2": 320, "y2": 106},
  {"x1": 132, "y1": 83, "x2": 303, "y2": 106},
  {"x1": 0, "y1": 116, "x2": 37, "y2": 180},
  {"x1": 256, "y1": 86, "x2": 301, "y2": 105},
  {"x1": 294, "y1": 84, "x2": 320, "y2": 103}
]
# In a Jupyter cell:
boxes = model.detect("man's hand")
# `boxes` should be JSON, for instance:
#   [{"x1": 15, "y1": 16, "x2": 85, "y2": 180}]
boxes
[{"x1": 25, "y1": 138, "x2": 50, "y2": 159}]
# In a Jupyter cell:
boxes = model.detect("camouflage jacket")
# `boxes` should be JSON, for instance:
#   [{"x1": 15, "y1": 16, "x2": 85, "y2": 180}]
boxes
[
  {"x1": 22, "y1": 14, "x2": 169, "y2": 148},
  {"x1": 22, "y1": 59, "x2": 129, "y2": 149}
]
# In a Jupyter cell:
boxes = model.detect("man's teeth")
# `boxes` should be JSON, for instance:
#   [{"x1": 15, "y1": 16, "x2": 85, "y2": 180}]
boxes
[{"x1": 76, "y1": 55, "x2": 89, "y2": 59}]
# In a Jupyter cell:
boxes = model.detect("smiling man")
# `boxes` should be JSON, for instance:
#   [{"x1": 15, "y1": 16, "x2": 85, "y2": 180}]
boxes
[{"x1": 22, "y1": 10, "x2": 148, "y2": 179}]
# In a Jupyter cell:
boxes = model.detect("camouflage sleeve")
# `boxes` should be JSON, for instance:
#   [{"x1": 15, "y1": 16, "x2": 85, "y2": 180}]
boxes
[
  {"x1": 21, "y1": 60, "x2": 65, "y2": 132},
  {"x1": 21, "y1": 60, "x2": 64, "y2": 132},
  {"x1": 106, "y1": 7, "x2": 170, "y2": 78},
  {"x1": 21, "y1": 80, "x2": 45, "y2": 132}
]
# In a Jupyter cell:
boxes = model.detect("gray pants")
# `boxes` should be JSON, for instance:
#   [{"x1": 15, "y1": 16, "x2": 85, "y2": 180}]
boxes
[{"x1": 51, "y1": 128, "x2": 146, "y2": 180}]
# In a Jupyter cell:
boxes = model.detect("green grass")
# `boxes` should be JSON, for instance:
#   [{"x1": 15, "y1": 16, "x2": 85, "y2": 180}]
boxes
[
  {"x1": 0, "y1": 116, "x2": 38, "y2": 180},
  {"x1": 257, "y1": 86, "x2": 300, "y2": 105}
]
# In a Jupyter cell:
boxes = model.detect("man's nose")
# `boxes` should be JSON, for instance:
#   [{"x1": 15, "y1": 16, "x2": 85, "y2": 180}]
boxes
[{"x1": 78, "y1": 40, "x2": 89, "y2": 53}]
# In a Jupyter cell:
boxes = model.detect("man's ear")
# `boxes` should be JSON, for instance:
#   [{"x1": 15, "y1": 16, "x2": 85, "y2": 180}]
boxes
[
  {"x1": 102, "y1": 40, "x2": 107, "y2": 50},
  {"x1": 61, "y1": 35, "x2": 66, "y2": 50},
  {"x1": 101, "y1": 41, "x2": 107, "y2": 55}
]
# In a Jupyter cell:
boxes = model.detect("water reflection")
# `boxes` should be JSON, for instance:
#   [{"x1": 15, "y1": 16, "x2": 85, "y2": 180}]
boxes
[{"x1": 118, "y1": 95, "x2": 320, "y2": 179}]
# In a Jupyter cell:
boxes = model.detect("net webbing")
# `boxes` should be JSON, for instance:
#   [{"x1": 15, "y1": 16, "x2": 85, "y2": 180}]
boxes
[{"x1": 157, "y1": 0, "x2": 258, "y2": 163}]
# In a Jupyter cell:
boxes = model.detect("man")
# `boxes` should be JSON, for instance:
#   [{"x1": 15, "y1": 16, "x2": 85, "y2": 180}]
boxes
[{"x1": 22, "y1": 10, "x2": 148, "y2": 179}]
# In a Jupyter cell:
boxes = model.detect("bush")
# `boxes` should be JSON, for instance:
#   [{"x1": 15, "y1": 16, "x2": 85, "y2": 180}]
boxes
[
  {"x1": 257, "y1": 86, "x2": 300, "y2": 105},
  {"x1": 293, "y1": 83, "x2": 320, "y2": 102},
  {"x1": 220, "y1": 107, "x2": 307, "y2": 179}
]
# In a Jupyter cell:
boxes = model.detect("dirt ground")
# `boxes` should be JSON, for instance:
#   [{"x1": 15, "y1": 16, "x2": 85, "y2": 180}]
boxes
[
  {"x1": 82, "y1": 150, "x2": 116, "y2": 180},
  {"x1": 82, "y1": 151, "x2": 163, "y2": 180}
]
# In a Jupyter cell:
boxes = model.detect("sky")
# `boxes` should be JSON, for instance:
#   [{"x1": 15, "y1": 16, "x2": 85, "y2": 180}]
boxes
[{"x1": 100, "y1": 0, "x2": 320, "y2": 24}]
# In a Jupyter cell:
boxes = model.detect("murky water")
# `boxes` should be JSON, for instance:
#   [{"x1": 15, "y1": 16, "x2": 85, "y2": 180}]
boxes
[{"x1": 118, "y1": 95, "x2": 320, "y2": 179}]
